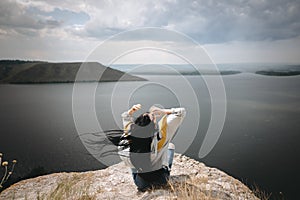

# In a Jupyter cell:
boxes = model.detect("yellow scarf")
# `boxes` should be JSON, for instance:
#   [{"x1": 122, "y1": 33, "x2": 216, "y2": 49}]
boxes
[{"x1": 157, "y1": 115, "x2": 168, "y2": 151}]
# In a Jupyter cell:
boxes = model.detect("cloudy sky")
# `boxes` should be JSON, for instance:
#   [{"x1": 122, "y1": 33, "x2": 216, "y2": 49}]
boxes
[{"x1": 0, "y1": 0, "x2": 300, "y2": 64}]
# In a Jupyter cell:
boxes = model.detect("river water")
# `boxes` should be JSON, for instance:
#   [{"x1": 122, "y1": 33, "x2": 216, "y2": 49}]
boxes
[{"x1": 0, "y1": 73, "x2": 299, "y2": 199}]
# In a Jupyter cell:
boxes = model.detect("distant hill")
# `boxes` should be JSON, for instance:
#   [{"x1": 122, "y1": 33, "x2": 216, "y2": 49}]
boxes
[
  {"x1": 0, "y1": 60, "x2": 146, "y2": 84},
  {"x1": 256, "y1": 70, "x2": 300, "y2": 76}
]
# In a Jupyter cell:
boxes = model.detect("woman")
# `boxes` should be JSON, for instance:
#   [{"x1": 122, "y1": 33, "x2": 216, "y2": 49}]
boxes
[{"x1": 119, "y1": 104, "x2": 186, "y2": 191}]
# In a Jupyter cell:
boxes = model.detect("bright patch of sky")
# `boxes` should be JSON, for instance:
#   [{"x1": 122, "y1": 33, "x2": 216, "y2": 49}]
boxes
[{"x1": 27, "y1": 7, "x2": 90, "y2": 26}]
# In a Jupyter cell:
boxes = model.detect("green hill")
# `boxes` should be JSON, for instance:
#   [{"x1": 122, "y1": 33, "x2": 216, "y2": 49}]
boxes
[{"x1": 0, "y1": 60, "x2": 146, "y2": 83}]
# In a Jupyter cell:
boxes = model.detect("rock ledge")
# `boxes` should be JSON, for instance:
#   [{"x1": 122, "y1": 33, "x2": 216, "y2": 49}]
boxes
[{"x1": 0, "y1": 154, "x2": 259, "y2": 200}]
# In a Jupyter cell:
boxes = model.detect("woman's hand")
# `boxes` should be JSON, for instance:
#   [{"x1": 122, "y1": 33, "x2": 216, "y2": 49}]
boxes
[
  {"x1": 149, "y1": 106, "x2": 172, "y2": 116},
  {"x1": 128, "y1": 104, "x2": 141, "y2": 115}
]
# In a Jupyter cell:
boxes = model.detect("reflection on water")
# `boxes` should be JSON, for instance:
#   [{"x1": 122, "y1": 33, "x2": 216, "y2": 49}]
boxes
[{"x1": 0, "y1": 74, "x2": 299, "y2": 198}]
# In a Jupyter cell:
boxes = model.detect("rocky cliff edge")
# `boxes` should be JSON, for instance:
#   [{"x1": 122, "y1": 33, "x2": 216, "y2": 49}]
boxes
[{"x1": 0, "y1": 154, "x2": 259, "y2": 200}]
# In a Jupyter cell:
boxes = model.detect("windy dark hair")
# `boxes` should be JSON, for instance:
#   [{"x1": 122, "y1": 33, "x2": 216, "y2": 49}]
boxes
[
  {"x1": 77, "y1": 112, "x2": 156, "y2": 159},
  {"x1": 102, "y1": 112, "x2": 154, "y2": 146}
]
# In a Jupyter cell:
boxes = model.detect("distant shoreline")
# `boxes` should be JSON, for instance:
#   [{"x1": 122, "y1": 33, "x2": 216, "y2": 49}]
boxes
[
  {"x1": 0, "y1": 60, "x2": 146, "y2": 84},
  {"x1": 132, "y1": 70, "x2": 300, "y2": 76},
  {"x1": 131, "y1": 70, "x2": 242, "y2": 76},
  {"x1": 1, "y1": 79, "x2": 147, "y2": 85},
  {"x1": 111, "y1": 63, "x2": 300, "y2": 77},
  {"x1": 255, "y1": 70, "x2": 300, "y2": 76},
  {"x1": 1, "y1": 60, "x2": 300, "y2": 84}
]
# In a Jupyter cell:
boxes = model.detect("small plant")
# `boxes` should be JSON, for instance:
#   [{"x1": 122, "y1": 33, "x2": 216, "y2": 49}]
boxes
[
  {"x1": 251, "y1": 183, "x2": 272, "y2": 200},
  {"x1": 0, "y1": 152, "x2": 17, "y2": 189}
]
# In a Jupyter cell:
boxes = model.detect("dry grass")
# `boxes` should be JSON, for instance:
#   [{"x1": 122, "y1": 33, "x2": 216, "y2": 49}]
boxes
[
  {"x1": 46, "y1": 173, "x2": 96, "y2": 200},
  {"x1": 136, "y1": 175, "x2": 221, "y2": 200},
  {"x1": 251, "y1": 184, "x2": 273, "y2": 200},
  {"x1": 167, "y1": 181, "x2": 218, "y2": 200},
  {"x1": 144, "y1": 175, "x2": 271, "y2": 200}
]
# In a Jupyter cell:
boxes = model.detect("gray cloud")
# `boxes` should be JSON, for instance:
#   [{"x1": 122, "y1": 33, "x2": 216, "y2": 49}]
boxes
[
  {"x1": 0, "y1": 0, "x2": 76, "y2": 37},
  {"x1": 149, "y1": 0, "x2": 300, "y2": 43},
  {"x1": 1, "y1": 0, "x2": 299, "y2": 43},
  {"x1": 0, "y1": 0, "x2": 300, "y2": 63},
  {"x1": 0, "y1": 1, "x2": 43, "y2": 30},
  {"x1": 44, "y1": 0, "x2": 298, "y2": 44}
]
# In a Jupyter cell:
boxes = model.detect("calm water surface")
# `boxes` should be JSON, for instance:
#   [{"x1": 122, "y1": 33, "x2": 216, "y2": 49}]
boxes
[{"x1": 0, "y1": 74, "x2": 299, "y2": 199}]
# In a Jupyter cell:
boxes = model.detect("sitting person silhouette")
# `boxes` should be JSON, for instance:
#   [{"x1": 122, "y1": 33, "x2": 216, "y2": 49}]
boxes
[{"x1": 118, "y1": 104, "x2": 186, "y2": 191}]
